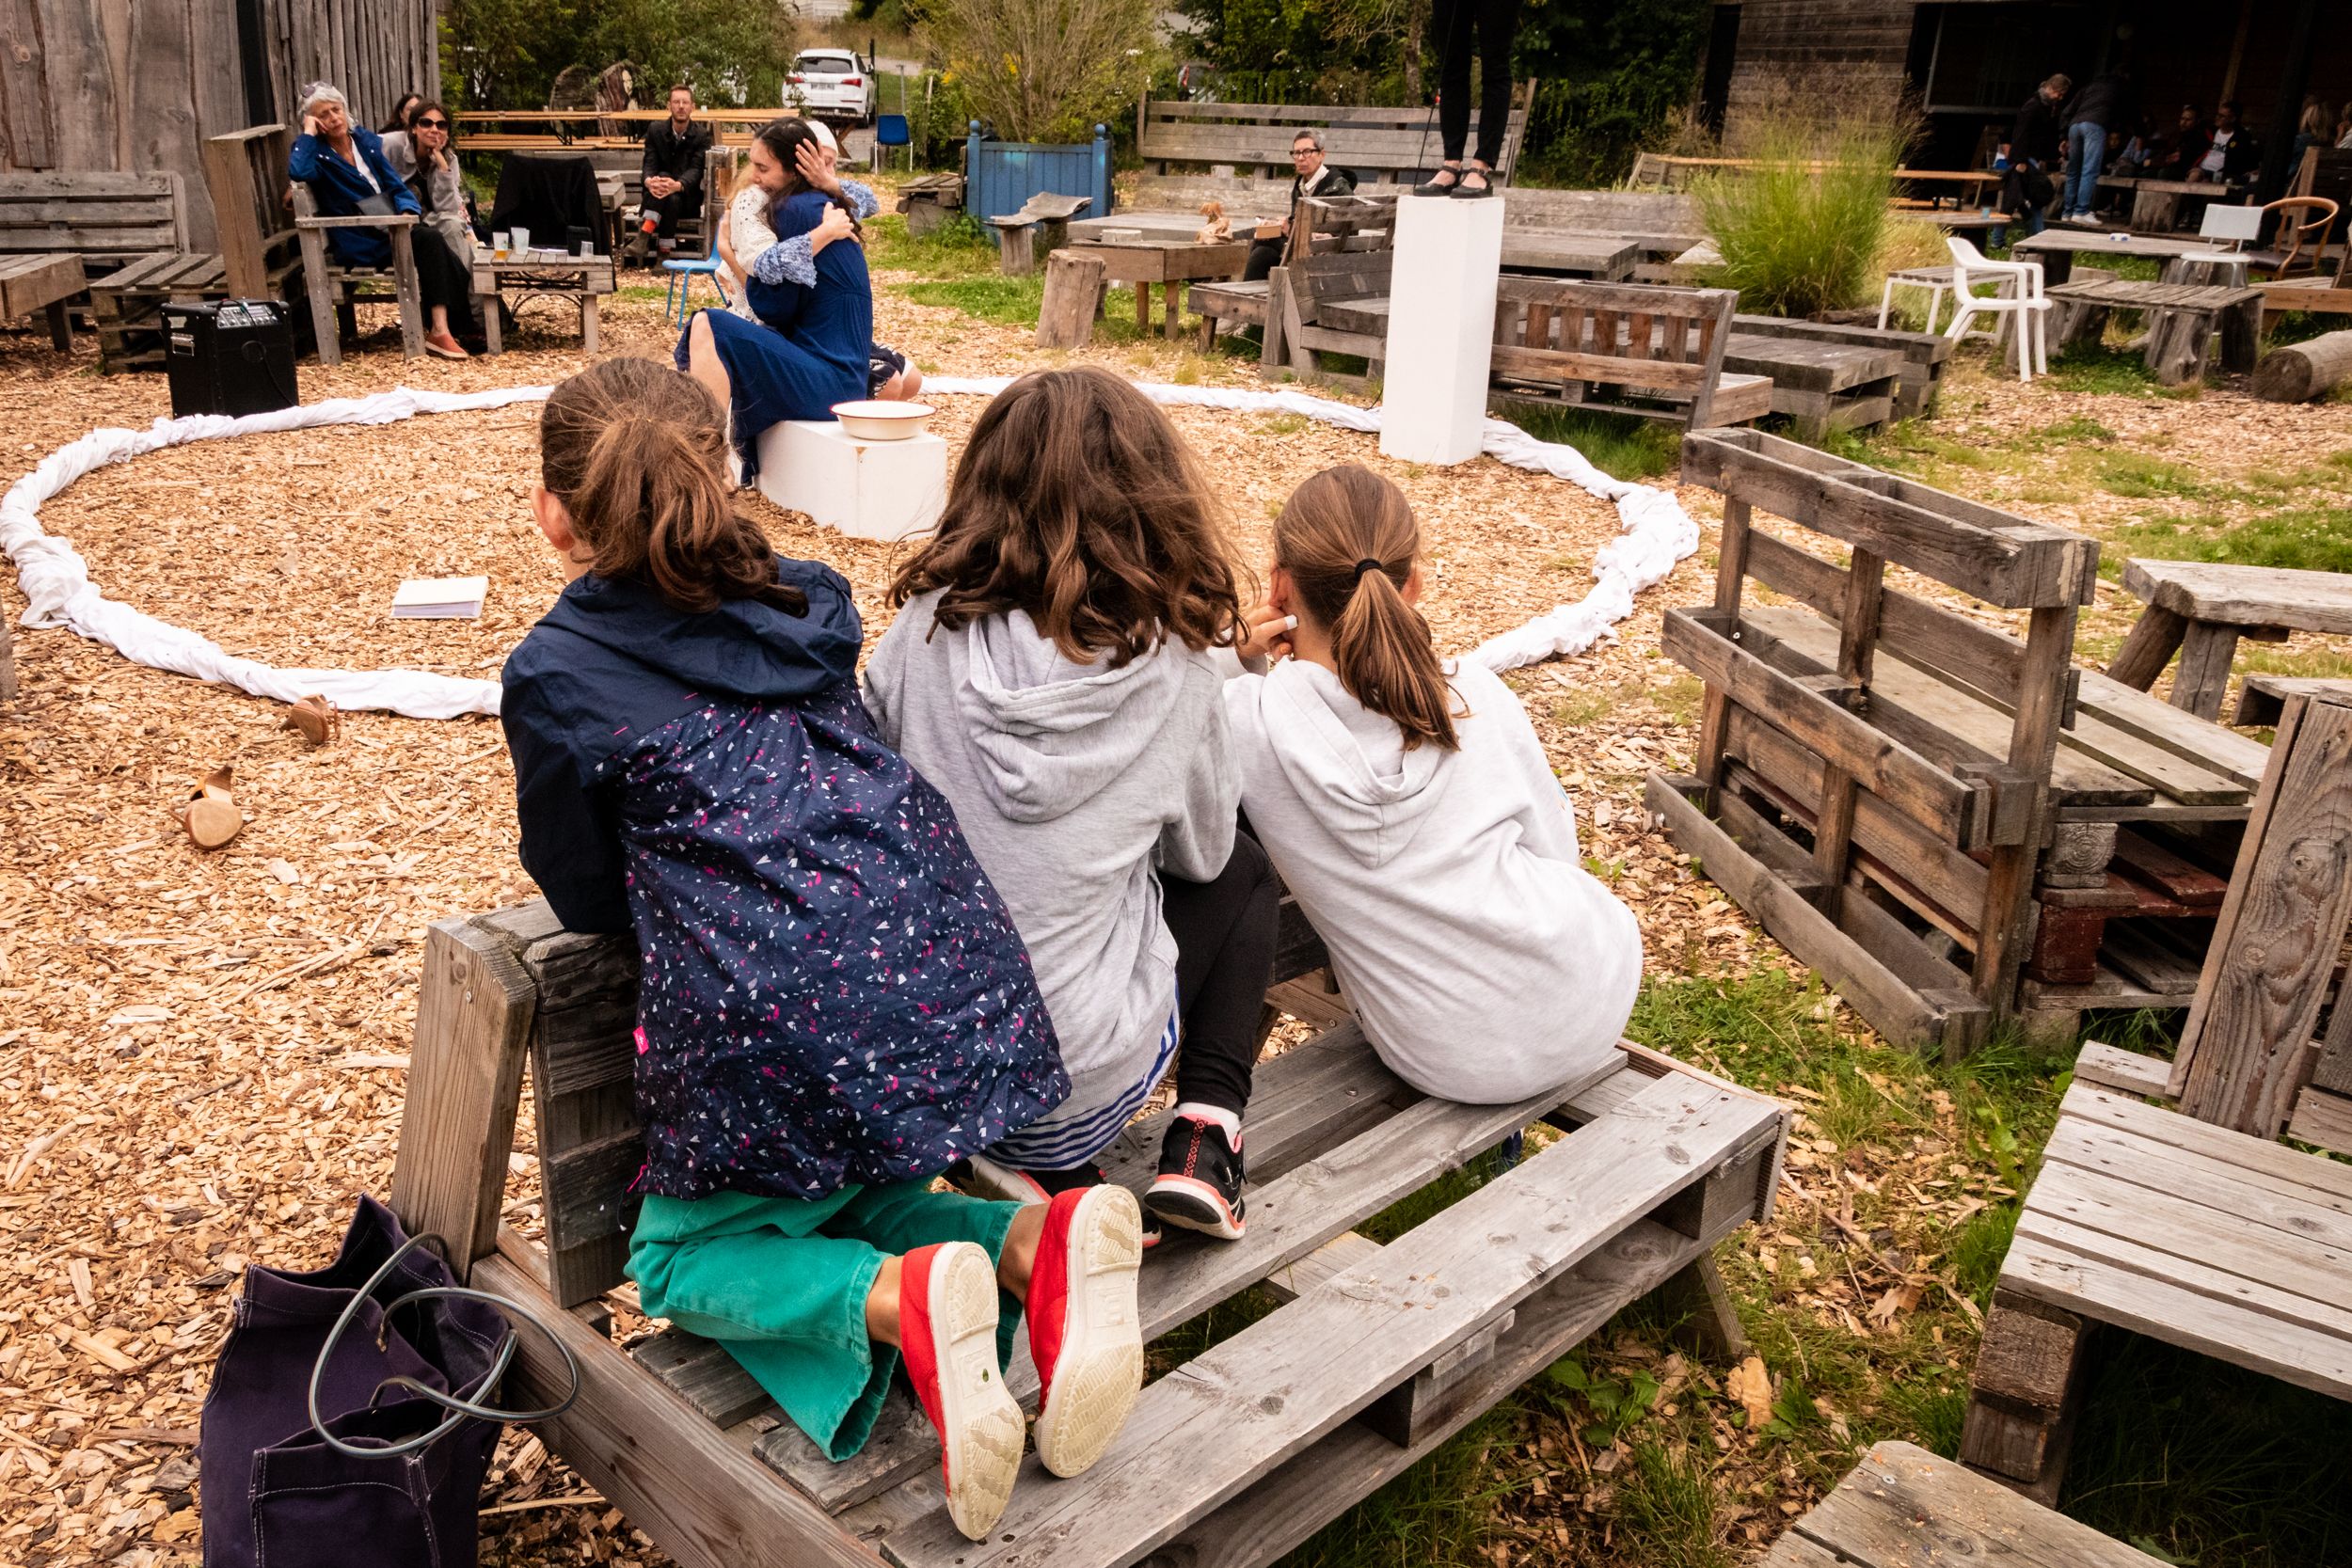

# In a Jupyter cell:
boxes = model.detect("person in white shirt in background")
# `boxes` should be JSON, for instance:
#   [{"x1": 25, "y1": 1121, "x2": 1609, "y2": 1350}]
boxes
[
  {"x1": 1222, "y1": 464, "x2": 1643, "y2": 1104},
  {"x1": 716, "y1": 119, "x2": 921, "y2": 400}
]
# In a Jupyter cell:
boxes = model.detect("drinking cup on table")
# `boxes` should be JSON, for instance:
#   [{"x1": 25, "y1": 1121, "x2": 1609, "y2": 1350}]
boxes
[
  {"x1": 491, "y1": 230, "x2": 510, "y2": 260},
  {"x1": 578, "y1": 239, "x2": 595, "y2": 259},
  {"x1": 511, "y1": 226, "x2": 531, "y2": 254}
]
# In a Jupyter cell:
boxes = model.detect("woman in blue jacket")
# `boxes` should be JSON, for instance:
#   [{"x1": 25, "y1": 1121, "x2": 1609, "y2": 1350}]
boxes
[
  {"x1": 288, "y1": 82, "x2": 476, "y2": 358},
  {"x1": 501, "y1": 356, "x2": 1146, "y2": 1538},
  {"x1": 679, "y1": 118, "x2": 870, "y2": 478}
]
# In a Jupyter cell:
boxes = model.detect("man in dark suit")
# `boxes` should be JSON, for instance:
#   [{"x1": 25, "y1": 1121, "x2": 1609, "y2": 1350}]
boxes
[
  {"x1": 638, "y1": 84, "x2": 713, "y2": 258},
  {"x1": 1244, "y1": 130, "x2": 1357, "y2": 282}
]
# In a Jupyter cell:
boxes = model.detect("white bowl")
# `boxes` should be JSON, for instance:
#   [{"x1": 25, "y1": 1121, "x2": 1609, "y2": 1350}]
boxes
[{"x1": 831, "y1": 400, "x2": 936, "y2": 441}]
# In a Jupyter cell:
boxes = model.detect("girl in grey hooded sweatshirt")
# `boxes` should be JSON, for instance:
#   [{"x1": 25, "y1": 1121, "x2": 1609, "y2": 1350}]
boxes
[
  {"x1": 865, "y1": 369, "x2": 1279, "y2": 1239},
  {"x1": 1224, "y1": 465, "x2": 1643, "y2": 1103}
]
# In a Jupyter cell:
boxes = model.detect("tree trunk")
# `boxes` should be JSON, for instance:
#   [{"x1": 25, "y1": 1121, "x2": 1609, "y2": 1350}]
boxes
[
  {"x1": 1402, "y1": 0, "x2": 1431, "y2": 102},
  {"x1": 2252, "y1": 331, "x2": 2352, "y2": 403}
]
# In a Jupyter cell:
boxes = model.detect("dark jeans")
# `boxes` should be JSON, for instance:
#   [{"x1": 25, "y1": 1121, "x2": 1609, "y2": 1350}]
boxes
[
  {"x1": 1435, "y1": 0, "x2": 1522, "y2": 166},
  {"x1": 409, "y1": 227, "x2": 476, "y2": 336},
  {"x1": 1244, "y1": 236, "x2": 1285, "y2": 283},
  {"x1": 643, "y1": 184, "x2": 696, "y2": 239},
  {"x1": 1161, "y1": 828, "x2": 1280, "y2": 1116}
]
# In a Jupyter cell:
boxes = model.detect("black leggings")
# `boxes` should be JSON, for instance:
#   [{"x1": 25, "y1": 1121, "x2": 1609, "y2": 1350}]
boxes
[
  {"x1": 1434, "y1": 0, "x2": 1522, "y2": 167},
  {"x1": 408, "y1": 227, "x2": 476, "y2": 336},
  {"x1": 1161, "y1": 829, "x2": 1280, "y2": 1117}
]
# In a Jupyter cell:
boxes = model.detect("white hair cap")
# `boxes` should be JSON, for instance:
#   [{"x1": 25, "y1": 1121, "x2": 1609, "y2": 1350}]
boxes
[
  {"x1": 809, "y1": 119, "x2": 838, "y2": 151},
  {"x1": 299, "y1": 82, "x2": 349, "y2": 119}
]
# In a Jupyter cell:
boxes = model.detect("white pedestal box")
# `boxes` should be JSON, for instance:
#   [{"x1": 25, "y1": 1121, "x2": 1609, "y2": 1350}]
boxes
[
  {"x1": 755, "y1": 420, "x2": 948, "y2": 543},
  {"x1": 1377, "y1": 194, "x2": 1505, "y2": 467}
]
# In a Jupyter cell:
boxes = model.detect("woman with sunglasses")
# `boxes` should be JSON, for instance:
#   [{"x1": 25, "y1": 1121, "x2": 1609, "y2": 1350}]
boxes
[{"x1": 380, "y1": 102, "x2": 474, "y2": 265}]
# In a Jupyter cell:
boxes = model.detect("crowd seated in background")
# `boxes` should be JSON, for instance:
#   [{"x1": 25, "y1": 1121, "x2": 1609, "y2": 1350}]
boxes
[{"x1": 2184, "y1": 100, "x2": 2260, "y2": 183}]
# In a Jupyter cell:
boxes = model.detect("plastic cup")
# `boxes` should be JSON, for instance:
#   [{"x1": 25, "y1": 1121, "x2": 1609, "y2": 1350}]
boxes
[
  {"x1": 491, "y1": 230, "x2": 509, "y2": 260},
  {"x1": 578, "y1": 239, "x2": 595, "y2": 259},
  {"x1": 511, "y1": 225, "x2": 531, "y2": 254}
]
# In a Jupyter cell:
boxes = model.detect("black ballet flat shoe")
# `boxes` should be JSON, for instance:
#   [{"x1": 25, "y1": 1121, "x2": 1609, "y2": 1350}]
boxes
[
  {"x1": 1412, "y1": 166, "x2": 1462, "y2": 197},
  {"x1": 1452, "y1": 170, "x2": 1495, "y2": 198}
]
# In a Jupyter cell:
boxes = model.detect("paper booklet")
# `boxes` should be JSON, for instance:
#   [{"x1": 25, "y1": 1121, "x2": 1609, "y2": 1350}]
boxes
[{"x1": 391, "y1": 576, "x2": 488, "y2": 620}]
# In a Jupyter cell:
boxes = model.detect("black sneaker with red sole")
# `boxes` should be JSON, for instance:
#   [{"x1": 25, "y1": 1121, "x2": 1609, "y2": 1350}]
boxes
[{"x1": 1143, "y1": 1117, "x2": 1246, "y2": 1241}]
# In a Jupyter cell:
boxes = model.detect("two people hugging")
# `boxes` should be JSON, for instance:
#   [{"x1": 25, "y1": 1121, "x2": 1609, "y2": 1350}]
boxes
[{"x1": 501, "y1": 358, "x2": 1644, "y2": 1539}]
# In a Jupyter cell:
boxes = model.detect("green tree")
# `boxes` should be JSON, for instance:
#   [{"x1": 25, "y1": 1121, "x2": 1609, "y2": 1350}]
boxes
[
  {"x1": 442, "y1": 0, "x2": 798, "y2": 110},
  {"x1": 906, "y1": 0, "x2": 1158, "y2": 142}
]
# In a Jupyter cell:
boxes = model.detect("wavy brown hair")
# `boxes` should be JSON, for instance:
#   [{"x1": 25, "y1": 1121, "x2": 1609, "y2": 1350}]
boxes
[
  {"x1": 1276, "y1": 464, "x2": 1460, "y2": 751},
  {"x1": 539, "y1": 357, "x2": 806, "y2": 617},
  {"x1": 888, "y1": 367, "x2": 1241, "y2": 666}
]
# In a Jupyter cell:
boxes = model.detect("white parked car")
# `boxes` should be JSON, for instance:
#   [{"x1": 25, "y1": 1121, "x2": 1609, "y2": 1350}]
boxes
[{"x1": 787, "y1": 50, "x2": 876, "y2": 124}]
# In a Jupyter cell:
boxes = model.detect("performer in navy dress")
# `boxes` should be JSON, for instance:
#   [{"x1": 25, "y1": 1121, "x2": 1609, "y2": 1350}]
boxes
[{"x1": 681, "y1": 119, "x2": 871, "y2": 479}]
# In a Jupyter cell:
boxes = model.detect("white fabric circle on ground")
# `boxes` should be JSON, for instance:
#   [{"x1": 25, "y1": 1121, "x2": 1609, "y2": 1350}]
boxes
[{"x1": 2, "y1": 379, "x2": 1697, "y2": 721}]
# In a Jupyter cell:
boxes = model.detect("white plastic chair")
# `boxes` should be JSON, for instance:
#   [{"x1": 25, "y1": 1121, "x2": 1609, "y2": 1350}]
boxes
[
  {"x1": 1879, "y1": 264, "x2": 1960, "y2": 332},
  {"x1": 1942, "y1": 235, "x2": 2049, "y2": 382}
]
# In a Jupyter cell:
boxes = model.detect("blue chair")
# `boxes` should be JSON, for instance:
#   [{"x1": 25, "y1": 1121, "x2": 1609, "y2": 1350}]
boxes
[
  {"x1": 662, "y1": 255, "x2": 723, "y2": 326},
  {"x1": 876, "y1": 115, "x2": 913, "y2": 174}
]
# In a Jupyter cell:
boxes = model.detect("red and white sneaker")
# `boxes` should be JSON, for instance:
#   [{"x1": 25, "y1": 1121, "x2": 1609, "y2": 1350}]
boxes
[
  {"x1": 899, "y1": 1242, "x2": 1025, "y2": 1541},
  {"x1": 1026, "y1": 1184, "x2": 1145, "y2": 1478}
]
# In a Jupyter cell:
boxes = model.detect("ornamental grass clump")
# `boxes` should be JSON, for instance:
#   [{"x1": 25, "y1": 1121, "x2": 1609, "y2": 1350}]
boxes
[{"x1": 1697, "y1": 113, "x2": 1916, "y2": 319}]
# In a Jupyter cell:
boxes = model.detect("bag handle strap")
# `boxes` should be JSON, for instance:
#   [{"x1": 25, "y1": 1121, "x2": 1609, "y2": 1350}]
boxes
[{"x1": 309, "y1": 1230, "x2": 582, "y2": 1459}]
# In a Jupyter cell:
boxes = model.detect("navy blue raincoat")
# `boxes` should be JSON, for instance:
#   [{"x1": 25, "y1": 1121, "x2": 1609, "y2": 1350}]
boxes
[{"x1": 501, "y1": 557, "x2": 1069, "y2": 1202}]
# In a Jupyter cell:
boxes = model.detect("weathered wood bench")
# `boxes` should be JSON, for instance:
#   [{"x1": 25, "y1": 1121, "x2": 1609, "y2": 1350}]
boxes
[
  {"x1": 988, "y1": 194, "x2": 1091, "y2": 277},
  {"x1": 2107, "y1": 558, "x2": 2352, "y2": 722},
  {"x1": 1719, "y1": 332, "x2": 1905, "y2": 441},
  {"x1": 389, "y1": 896, "x2": 1788, "y2": 1568},
  {"x1": 2044, "y1": 277, "x2": 2264, "y2": 386},
  {"x1": 1962, "y1": 689, "x2": 2352, "y2": 1502},
  {"x1": 1, "y1": 171, "x2": 190, "y2": 350},
  {"x1": 86, "y1": 253, "x2": 229, "y2": 372},
  {"x1": 1651, "y1": 430, "x2": 2273, "y2": 1053},
  {"x1": 290, "y1": 185, "x2": 424, "y2": 364},
  {"x1": 896, "y1": 173, "x2": 965, "y2": 238},
  {"x1": 1185, "y1": 192, "x2": 1394, "y2": 356},
  {"x1": 0, "y1": 252, "x2": 85, "y2": 351},
  {"x1": 1135, "y1": 91, "x2": 1534, "y2": 194},
  {"x1": 1488, "y1": 278, "x2": 1769, "y2": 431},
  {"x1": 1765, "y1": 1440, "x2": 2166, "y2": 1568},
  {"x1": 1729, "y1": 313, "x2": 1955, "y2": 421}
]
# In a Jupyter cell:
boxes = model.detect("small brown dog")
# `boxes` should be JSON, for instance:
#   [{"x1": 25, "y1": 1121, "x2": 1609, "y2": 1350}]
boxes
[{"x1": 1195, "y1": 200, "x2": 1232, "y2": 244}]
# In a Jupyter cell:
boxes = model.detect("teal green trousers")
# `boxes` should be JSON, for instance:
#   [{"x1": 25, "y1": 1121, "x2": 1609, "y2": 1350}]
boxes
[{"x1": 628, "y1": 1181, "x2": 1023, "y2": 1460}]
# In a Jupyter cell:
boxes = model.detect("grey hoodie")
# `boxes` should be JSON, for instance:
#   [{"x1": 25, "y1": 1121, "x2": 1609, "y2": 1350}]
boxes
[
  {"x1": 865, "y1": 594, "x2": 1238, "y2": 1130},
  {"x1": 1224, "y1": 657, "x2": 1641, "y2": 1103}
]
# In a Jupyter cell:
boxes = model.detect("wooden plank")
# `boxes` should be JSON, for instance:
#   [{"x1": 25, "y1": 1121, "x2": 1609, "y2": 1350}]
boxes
[
  {"x1": 2072, "y1": 1042, "x2": 2176, "y2": 1099},
  {"x1": 2074, "y1": 668, "x2": 2270, "y2": 793},
  {"x1": 2124, "y1": 559, "x2": 2352, "y2": 638},
  {"x1": 1972, "y1": 605, "x2": 2077, "y2": 1023},
  {"x1": 2287, "y1": 1087, "x2": 2352, "y2": 1157},
  {"x1": 1792, "y1": 1441, "x2": 2166, "y2": 1568},
  {"x1": 2042, "y1": 1114, "x2": 2352, "y2": 1259},
  {"x1": 2173, "y1": 695, "x2": 2352, "y2": 1132},
  {"x1": 1647, "y1": 773, "x2": 1947, "y2": 1051},
  {"x1": 2167, "y1": 621, "x2": 2241, "y2": 721},
  {"x1": 1662, "y1": 609, "x2": 1991, "y2": 846},
  {"x1": 628, "y1": 1332, "x2": 779, "y2": 1429},
  {"x1": 878, "y1": 1073, "x2": 1777, "y2": 1568},
  {"x1": 2057, "y1": 1083, "x2": 2352, "y2": 1207},
  {"x1": 387, "y1": 917, "x2": 536, "y2": 1277},
  {"x1": 470, "y1": 1252, "x2": 887, "y2": 1568}
]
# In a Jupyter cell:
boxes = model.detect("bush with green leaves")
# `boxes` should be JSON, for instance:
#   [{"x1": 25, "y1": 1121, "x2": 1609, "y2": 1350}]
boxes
[
  {"x1": 1696, "y1": 113, "x2": 1915, "y2": 319},
  {"x1": 906, "y1": 0, "x2": 1160, "y2": 143}
]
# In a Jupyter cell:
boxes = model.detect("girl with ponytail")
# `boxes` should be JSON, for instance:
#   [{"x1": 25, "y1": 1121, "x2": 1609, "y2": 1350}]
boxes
[
  {"x1": 1224, "y1": 464, "x2": 1644, "y2": 1105},
  {"x1": 500, "y1": 358, "x2": 1145, "y2": 1540}
]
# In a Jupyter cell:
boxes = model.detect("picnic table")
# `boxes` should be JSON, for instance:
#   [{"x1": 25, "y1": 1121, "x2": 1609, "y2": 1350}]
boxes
[
  {"x1": 2107, "y1": 558, "x2": 2352, "y2": 721},
  {"x1": 2010, "y1": 231, "x2": 2239, "y2": 285},
  {"x1": 2092, "y1": 176, "x2": 2251, "y2": 231},
  {"x1": 1071, "y1": 236, "x2": 1249, "y2": 340},
  {"x1": 0, "y1": 253, "x2": 86, "y2": 350}
]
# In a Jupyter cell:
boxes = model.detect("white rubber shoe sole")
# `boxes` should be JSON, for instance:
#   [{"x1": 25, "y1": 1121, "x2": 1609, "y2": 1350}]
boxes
[
  {"x1": 1030, "y1": 1185, "x2": 1146, "y2": 1479},
  {"x1": 920, "y1": 1243, "x2": 1025, "y2": 1541}
]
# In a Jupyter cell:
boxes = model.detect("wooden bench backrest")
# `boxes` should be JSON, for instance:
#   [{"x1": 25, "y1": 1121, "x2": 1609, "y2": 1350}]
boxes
[
  {"x1": 1289, "y1": 247, "x2": 1393, "y2": 322},
  {"x1": 1491, "y1": 277, "x2": 1737, "y2": 427},
  {"x1": 0, "y1": 171, "x2": 186, "y2": 259},
  {"x1": 1138, "y1": 88, "x2": 1534, "y2": 184},
  {"x1": 1287, "y1": 192, "x2": 1396, "y2": 262},
  {"x1": 203, "y1": 125, "x2": 298, "y2": 298},
  {"x1": 400, "y1": 897, "x2": 1333, "y2": 1307}
]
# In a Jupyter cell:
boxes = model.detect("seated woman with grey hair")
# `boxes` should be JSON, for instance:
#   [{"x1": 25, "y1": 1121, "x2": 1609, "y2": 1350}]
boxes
[{"x1": 288, "y1": 82, "x2": 477, "y2": 358}]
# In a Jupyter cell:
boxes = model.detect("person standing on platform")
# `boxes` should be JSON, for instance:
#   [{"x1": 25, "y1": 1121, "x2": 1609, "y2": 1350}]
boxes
[
  {"x1": 1414, "y1": 0, "x2": 1520, "y2": 199},
  {"x1": 639, "y1": 84, "x2": 713, "y2": 261},
  {"x1": 1243, "y1": 131, "x2": 1356, "y2": 283}
]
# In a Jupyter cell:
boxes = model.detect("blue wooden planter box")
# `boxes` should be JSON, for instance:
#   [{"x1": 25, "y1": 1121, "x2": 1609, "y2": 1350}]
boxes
[{"x1": 963, "y1": 122, "x2": 1116, "y2": 230}]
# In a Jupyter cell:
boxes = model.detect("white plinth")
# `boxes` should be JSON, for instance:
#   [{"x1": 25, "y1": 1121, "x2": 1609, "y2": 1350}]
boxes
[
  {"x1": 1378, "y1": 194, "x2": 1504, "y2": 466},
  {"x1": 755, "y1": 421, "x2": 947, "y2": 543}
]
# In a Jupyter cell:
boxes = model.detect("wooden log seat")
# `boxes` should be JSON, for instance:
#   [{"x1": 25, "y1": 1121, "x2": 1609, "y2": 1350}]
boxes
[
  {"x1": 388, "y1": 895, "x2": 1788, "y2": 1568},
  {"x1": 2106, "y1": 557, "x2": 2352, "y2": 723}
]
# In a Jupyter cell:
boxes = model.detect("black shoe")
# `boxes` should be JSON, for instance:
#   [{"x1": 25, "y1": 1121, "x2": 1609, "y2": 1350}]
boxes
[
  {"x1": 1412, "y1": 166, "x2": 1462, "y2": 198},
  {"x1": 1144, "y1": 1117, "x2": 1246, "y2": 1241},
  {"x1": 947, "y1": 1155, "x2": 1161, "y2": 1246},
  {"x1": 1452, "y1": 167, "x2": 1495, "y2": 199}
]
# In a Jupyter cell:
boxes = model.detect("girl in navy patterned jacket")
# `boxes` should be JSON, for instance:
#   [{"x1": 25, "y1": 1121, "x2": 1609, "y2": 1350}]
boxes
[{"x1": 501, "y1": 357, "x2": 1145, "y2": 1540}]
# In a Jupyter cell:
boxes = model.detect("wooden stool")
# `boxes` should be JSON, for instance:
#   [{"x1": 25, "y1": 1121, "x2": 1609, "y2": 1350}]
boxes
[{"x1": 2106, "y1": 557, "x2": 2352, "y2": 721}]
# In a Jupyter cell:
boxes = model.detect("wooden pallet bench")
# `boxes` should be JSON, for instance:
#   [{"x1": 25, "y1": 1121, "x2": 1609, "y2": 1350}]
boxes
[
  {"x1": 0, "y1": 252, "x2": 85, "y2": 350},
  {"x1": 1135, "y1": 92, "x2": 1533, "y2": 193},
  {"x1": 1719, "y1": 332, "x2": 1905, "y2": 440},
  {"x1": 1963, "y1": 689, "x2": 2352, "y2": 1502},
  {"x1": 1729, "y1": 313, "x2": 1955, "y2": 421},
  {"x1": 389, "y1": 896, "x2": 1788, "y2": 1568},
  {"x1": 2108, "y1": 558, "x2": 2352, "y2": 723},
  {"x1": 2045, "y1": 277, "x2": 2263, "y2": 386},
  {"x1": 1765, "y1": 1440, "x2": 2165, "y2": 1568},
  {"x1": 1488, "y1": 278, "x2": 1769, "y2": 430},
  {"x1": 87, "y1": 252, "x2": 228, "y2": 372},
  {"x1": 1652, "y1": 430, "x2": 2270, "y2": 1053}
]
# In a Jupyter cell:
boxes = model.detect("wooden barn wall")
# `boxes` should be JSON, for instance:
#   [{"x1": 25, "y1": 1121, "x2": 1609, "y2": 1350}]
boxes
[
  {"x1": 0, "y1": 0, "x2": 437, "y2": 251},
  {"x1": 1722, "y1": 0, "x2": 1917, "y2": 142}
]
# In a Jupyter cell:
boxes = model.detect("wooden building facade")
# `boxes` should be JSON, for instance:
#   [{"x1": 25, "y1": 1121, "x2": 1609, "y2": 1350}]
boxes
[{"x1": 0, "y1": 0, "x2": 440, "y2": 249}]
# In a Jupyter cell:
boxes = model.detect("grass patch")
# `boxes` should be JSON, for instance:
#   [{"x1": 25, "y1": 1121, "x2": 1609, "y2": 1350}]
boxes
[
  {"x1": 1500, "y1": 405, "x2": 1682, "y2": 482},
  {"x1": 2017, "y1": 414, "x2": 2119, "y2": 451},
  {"x1": 2108, "y1": 505, "x2": 2352, "y2": 575},
  {"x1": 894, "y1": 274, "x2": 1046, "y2": 327},
  {"x1": 2043, "y1": 341, "x2": 2165, "y2": 397},
  {"x1": 1611, "y1": 1439, "x2": 1732, "y2": 1568},
  {"x1": 1279, "y1": 1405, "x2": 1527, "y2": 1568},
  {"x1": 2095, "y1": 451, "x2": 2208, "y2": 499},
  {"x1": 862, "y1": 212, "x2": 998, "y2": 279}
]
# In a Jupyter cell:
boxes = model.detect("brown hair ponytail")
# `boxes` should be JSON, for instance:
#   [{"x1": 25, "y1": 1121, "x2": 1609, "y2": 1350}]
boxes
[
  {"x1": 1275, "y1": 465, "x2": 1459, "y2": 752},
  {"x1": 539, "y1": 356, "x2": 806, "y2": 616}
]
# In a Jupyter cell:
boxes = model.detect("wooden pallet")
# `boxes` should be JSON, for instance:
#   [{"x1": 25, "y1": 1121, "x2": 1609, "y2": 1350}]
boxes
[
  {"x1": 1728, "y1": 313, "x2": 1954, "y2": 421},
  {"x1": 86, "y1": 252, "x2": 227, "y2": 372},
  {"x1": 389, "y1": 897, "x2": 1787, "y2": 1568},
  {"x1": 1720, "y1": 333, "x2": 1905, "y2": 440},
  {"x1": 1765, "y1": 1440, "x2": 2165, "y2": 1568},
  {"x1": 0, "y1": 251, "x2": 85, "y2": 350}
]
